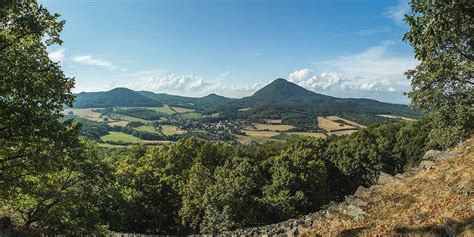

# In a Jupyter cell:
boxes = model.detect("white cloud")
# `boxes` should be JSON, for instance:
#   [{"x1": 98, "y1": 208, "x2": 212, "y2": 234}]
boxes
[
  {"x1": 290, "y1": 41, "x2": 417, "y2": 96},
  {"x1": 48, "y1": 48, "x2": 65, "y2": 62},
  {"x1": 313, "y1": 41, "x2": 417, "y2": 90},
  {"x1": 129, "y1": 73, "x2": 216, "y2": 92},
  {"x1": 289, "y1": 69, "x2": 346, "y2": 90},
  {"x1": 384, "y1": 0, "x2": 410, "y2": 25},
  {"x1": 72, "y1": 55, "x2": 126, "y2": 71}
]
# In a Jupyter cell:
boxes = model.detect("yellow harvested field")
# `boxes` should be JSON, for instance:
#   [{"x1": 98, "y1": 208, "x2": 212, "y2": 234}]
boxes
[
  {"x1": 161, "y1": 125, "x2": 185, "y2": 136},
  {"x1": 253, "y1": 123, "x2": 295, "y2": 131},
  {"x1": 286, "y1": 132, "x2": 327, "y2": 138},
  {"x1": 108, "y1": 121, "x2": 129, "y2": 127},
  {"x1": 242, "y1": 130, "x2": 281, "y2": 137},
  {"x1": 264, "y1": 119, "x2": 282, "y2": 124},
  {"x1": 64, "y1": 108, "x2": 103, "y2": 121},
  {"x1": 328, "y1": 130, "x2": 358, "y2": 136},
  {"x1": 317, "y1": 117, "x2": 357, "y2": 132},
  {"x1": 325, "y1": 116, "x2": 366, "y2": 128},
  {"x1": 234, "y1": 134, "x2": 254, "y2": 145},
  {"x1": 172, "y1": 106, "x2": 195, "y2": 113},
  {"x1": 378, "y1": 114, "x2": 417, "y2": 122}
]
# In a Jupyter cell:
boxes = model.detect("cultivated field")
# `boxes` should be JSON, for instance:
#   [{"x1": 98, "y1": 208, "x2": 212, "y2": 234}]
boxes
[
  {"x1": 327, "y1": 130, "x2": 358, "y2": 136},
  {"x1": 101, "y1": 132, "x2": 144, "y2": 143},
  {"x1": 253, "y1": 123, "x2": 295, "y2": 131},
  {"x1": 108, "y1": 121, "x2": 129, "y2": 127},
  {"x1": 63, "y1": 108, "x2": 104, "y2": 121},
  {"x1": 115, "y1": 115, "x2": 150, "y2": 123},
  {"x1": 172, "y1": 106, "x2": 195, "y2": 113},
  {"x1": 325, "y1": 116, "x2": 366, "y2": 128},
  {"x1": 150, "y1": 105, "x2": 176, "y2": 115},
  {"x1": 378, "y1": 114, "x2": 417, "y2": 122},
  {"x1": 242, "y1": 130, "x2": 281, "y2": 137},
  {"x1": 317, "y1": 117, "x2": 358, "y2": 132},
  {"x1": 286, "y1": 132, "x2": 327, "y2": 138},
  {"x1": 161, "y1": 125, "x2": 186, "y2": 136},
  {"x1": 181, "y1": 112, "x2": 202, "y2": 120},
  {"x1": 135, "y1": 125, "x2": 158, "y2": 132}
]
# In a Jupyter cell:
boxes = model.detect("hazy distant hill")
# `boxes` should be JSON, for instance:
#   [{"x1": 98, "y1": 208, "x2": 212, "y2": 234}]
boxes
[{"x1": 73, "y1": 88, "x2": 162, "y2": 108}]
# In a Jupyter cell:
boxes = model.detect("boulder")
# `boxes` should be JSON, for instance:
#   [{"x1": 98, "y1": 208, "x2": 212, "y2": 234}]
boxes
[
  {"x1": 339, "y1": 204, "x2": 365, "y2": 217},
  {"x1": 419, "y1": 160, "x2": 436, "y2": 171},
  {"x1": 345, "y1": 195, "x2": 368, "y2": 207},
  {"x1": 395, "y1": 173, "x2": 405, "y2": 179},
  {"x1": 354, "y1": 186, "x2": 371, "y2": 199},
  {"x1": 378, "y1": 172, "x2": 400, "y2": 185},
  {"x1": 287, "y1": 227, "x2": 298, "y2": 237},
  {"x1": 422, "y1": 150, "x2": 442, "y2": 160},
  {"x1": 297, "y1": 224, "x2": 310, "y2": 234},
  {"x1": 438, "y1": 151, "x2": 456, "y2": 160}
]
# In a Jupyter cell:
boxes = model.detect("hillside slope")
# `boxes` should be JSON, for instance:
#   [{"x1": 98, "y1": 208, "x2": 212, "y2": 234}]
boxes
[
  {"x1": 74, "y1": 88, "x2": 162, "y2": 108},
  {"x1": 214, "y1": 79, "x2": 419, "y2": 124},
  {"x1": 224, "y1": 135, "x2": 474, "y2": 236},
  {"x1": 306, "y1": 136, "x2": 474, "y2": 236}
]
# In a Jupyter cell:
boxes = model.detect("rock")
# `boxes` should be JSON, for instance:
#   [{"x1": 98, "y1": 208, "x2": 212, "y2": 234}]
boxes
[
  {"x1": 287, "y1": 227, "x2": 298, "y2": 237},
  {"x1": 378, "y1": 172, "x2": 400, "y2": 185},
  {"x1": 345, "y1": 195, "x2": 368, "y2": 207},
  {"x1": 297, "y1": 224, "x2": 310, "y2": 234},
  {"x1": 439, "y1": 151, "x2": 456, "y2": 160},
  {"x1": 419, "y1": 160, "x2": 436, "y2": 171},
  {"x1": 369, "y1": 184, "x2": 382, "y2": 191},
  {"x1": 353, "y1": 214, "x2": 365, "y2": 222},
  {"x1": 395, "y1": 173, "x2": 405, "y2": 179},
  {"x1": 422, "y1": 150, "x2": 442, "y2": 160},
  {"x1": 354, "y1": 186, "x2": 371, "y2": 199},
  {"x1": 304, "y1": 217, "x2": 313, "y2": 226},
  {"x1": 339, "y1": 204, "x2": 365, "y2": 217}
]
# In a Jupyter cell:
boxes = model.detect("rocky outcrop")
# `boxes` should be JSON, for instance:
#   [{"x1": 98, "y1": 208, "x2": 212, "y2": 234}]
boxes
[{"x1": 218, "y1": 147, "x2": 467, "y2": 237}]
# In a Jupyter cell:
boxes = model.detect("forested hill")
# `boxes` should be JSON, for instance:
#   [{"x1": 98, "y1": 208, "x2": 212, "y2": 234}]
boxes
[
  {"x1": 73, "y1": 79, "x2": 418, "y2": 123},
  {"x1": 73, "y1": 87, "x2": 163, "y2": 108},
  {"x1": 212, "y1": 79, "x2": 419, "y2": 124}
]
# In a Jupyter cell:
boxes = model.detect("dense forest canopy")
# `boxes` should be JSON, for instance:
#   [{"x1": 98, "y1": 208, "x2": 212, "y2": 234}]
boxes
[{"x1": 0, "y1": 0, "x2": 472, "y2": 235}]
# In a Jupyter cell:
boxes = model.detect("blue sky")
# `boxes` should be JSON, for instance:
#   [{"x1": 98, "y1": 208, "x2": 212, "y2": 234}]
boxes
[{"x1": 42, "y1": 0, "x2": 416, "y2": 104}]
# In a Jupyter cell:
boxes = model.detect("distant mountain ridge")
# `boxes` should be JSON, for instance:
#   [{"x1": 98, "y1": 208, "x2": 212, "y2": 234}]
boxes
[{"x1": 73, "y1": 78, "x2": 419, "y2": 125}]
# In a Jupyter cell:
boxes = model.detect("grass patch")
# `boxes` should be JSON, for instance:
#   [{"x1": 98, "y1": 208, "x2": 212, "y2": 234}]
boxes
[
  {"x1": 181, "y1": 112, "x2": 202, "y2": 120},
  {"x1": 108, "y1": 121, "x2": 129, "y2": 127},
  {"x1": 161, "y1": 125, "x2": 185, "y2": 136},
  {"x1": 135, "y1": 125, "x2": 158, "y2": 133},
  {"x1": 151, "y1": 105, "x2": 176, "y2": 115},
  {"x1": 253, "y1": 123, "x2": 295, "y2": 131},
  {"x1": 286, "y1": 132, "x2": 327, "y2": 138},
  {"x1": 101, "y1": 132, "x2": 143, "y2": 143},
  {"x1": 172, "y1": 106, "x2": 195, "y2": 113},
  {"x1": 242, "y1": 130, "x2": 281, "y2": 138},
  {"x1": 117, "y1": 115, "x2": 150, "y2": 123},
  {"x1": 63, "y1": 108, "x2": 103, "y2": 121}
]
